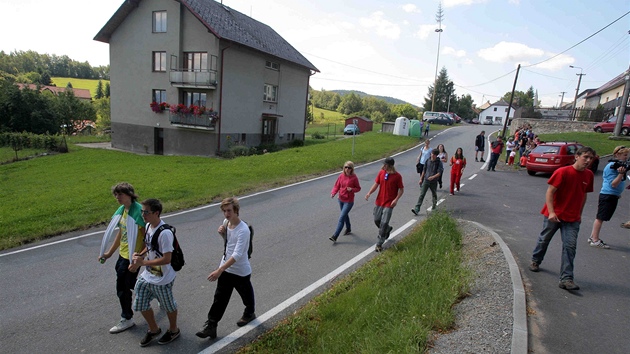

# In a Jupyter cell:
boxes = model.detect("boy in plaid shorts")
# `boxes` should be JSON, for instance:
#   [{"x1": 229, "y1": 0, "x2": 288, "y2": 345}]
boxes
[{"x1": 131, "y1": 199, "x2": 180, "y2": 347}]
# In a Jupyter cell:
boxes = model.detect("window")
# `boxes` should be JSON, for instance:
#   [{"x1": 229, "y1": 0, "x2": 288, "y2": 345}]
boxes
[
  {"x1": 184, "y1": 91, "x2": 207, "y2": 107},
  {"x1": 505, "y1": 108, "x2": 508, "y2": 112},
  {"x1": 153, "y1": 11, "x2": 167, "y2": 32},
  {"x1": 153, "y1": 52, "x2": 166, "y2": 72},
  {"x1": 265, "y1": 61, "x2": 279, "y2": 70},
  {"x1": 153, "y1": 89, "x2": 166, "y2": 103},
  {"x1": 493, "y1": 107, "x2": 497, "y2": 111},
  {"x1": 264, "y1": 84, "x2": 278, "y2": 102},
  {"x1": 184, "y1": 52, "x2": 208, "y2": 71}
]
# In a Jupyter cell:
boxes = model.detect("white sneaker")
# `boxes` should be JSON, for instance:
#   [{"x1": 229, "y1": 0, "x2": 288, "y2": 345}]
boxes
[{"x1": 110, "y1": 318, "x2": 135, "y2": 333}]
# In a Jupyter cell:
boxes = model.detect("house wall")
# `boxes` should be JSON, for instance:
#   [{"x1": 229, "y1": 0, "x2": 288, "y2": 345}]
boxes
[
  {"x1": 480, "y1": 105, "x2": 514, "y2": 125},
  {"x1": 109, "y1": 0, "x2": 185, "y2": 154},
  {"x1": 219, "y1": 45, "x2": 309, "y2": 149},
  {"x1": 107, "y1": 0, "x2": 310, "y2": 156}
]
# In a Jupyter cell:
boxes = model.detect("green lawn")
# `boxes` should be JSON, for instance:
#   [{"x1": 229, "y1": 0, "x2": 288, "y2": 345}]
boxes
[
  {"x1": 0, "y1": 131, "x2": 417, "y2": 249},
  {"x1": 51, "y1": 77, "x2": 109, "y2": 98},
  {"x1": 239, "y1": 211, "x2": 469, "y2": 353}
]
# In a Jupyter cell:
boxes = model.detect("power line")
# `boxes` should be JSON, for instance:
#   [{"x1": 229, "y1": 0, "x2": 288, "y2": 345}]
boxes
[{"x1": 524, "y1": 10, "x2": 630, "y2": 68}]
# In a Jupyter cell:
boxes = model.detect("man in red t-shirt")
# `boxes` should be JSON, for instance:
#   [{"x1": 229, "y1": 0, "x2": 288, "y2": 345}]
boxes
[
  {"x1": 487, "y1": 136, "x2": 504, "y2": 171},
  {"x1": 365, "y1": 157, "x2": 404, "y2": 252},
  {"x1": 529, "y1": 146, "x2": 596, "y2": 291}
]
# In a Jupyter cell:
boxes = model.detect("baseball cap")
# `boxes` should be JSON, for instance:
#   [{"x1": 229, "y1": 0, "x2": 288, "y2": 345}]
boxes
[{"x1": 384, "y1": 157, "x2": 395, "y2": 166}]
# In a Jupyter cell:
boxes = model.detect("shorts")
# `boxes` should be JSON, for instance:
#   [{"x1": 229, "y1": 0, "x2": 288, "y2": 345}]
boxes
[
  {"x1": 133, "y1": 277, "x2": 177, "y2": 313},
  {"x1": 596, "y1": 193, "x2": 620, "y2": 221}
]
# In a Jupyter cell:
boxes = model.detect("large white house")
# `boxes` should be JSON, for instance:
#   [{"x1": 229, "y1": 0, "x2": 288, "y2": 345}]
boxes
[
  {"x1": 95, "y1": 0, "x2": 318, "y2": 156},
  {"x1": 478, "y1": 100, "x2": 515, "y2": 126}
]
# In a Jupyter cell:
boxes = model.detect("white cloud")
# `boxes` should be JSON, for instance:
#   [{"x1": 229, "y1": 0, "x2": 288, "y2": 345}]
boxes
[
  {"x1": 402, "y1": 4, "x2": 420, "y2": 13},
  {"x1": 359, "y1": 11, "x2": 401, "y2": 40},
  {"x1": 477, "y1": 41, "x2": 544, "y2": 63},
  {"x1": 442, "y1": 46, "x2": 466, "y2": 57},
  {"x1": 509, "y1": 0, "x2": 521, "y2": 5},
  {"x1": 533, "y1": 53, "x2": 574, "y2": 70},
  {"x1": 415, "y1": 24, "x2": 445, "y2": 40},
  {"x1": 443, "y1": 0, "x2": 489, "y2": 7}
]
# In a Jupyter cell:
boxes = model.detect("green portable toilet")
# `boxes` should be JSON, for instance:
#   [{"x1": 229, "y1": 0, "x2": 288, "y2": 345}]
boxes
[{"x1": 409, "y1": 120, "x2": 422, "y2": 137}]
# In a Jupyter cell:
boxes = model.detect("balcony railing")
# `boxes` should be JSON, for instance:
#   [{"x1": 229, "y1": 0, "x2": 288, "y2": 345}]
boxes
[
  {"x1": 169, "y1": 69, "x2": 218, "y2": 88},
  {"x1": 169, "y1": 111, "x2": 219, "y2": 130}
]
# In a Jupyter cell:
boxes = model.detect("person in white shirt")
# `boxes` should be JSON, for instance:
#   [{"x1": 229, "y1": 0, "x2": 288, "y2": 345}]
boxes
[
  {"x1": 131, "y1": 198, "x2": 180, "y2": 347},
  {"x1": 196, "y1": 197, "x2": 255, "y2": 340}
]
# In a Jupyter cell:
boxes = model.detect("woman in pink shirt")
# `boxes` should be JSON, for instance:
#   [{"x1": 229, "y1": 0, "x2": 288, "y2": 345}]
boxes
[{"x1": 329, "y1": 161, "x2": 362, "y2": 243}]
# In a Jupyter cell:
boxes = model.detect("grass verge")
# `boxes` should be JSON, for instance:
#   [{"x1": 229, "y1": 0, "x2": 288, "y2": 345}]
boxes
[{"x1": 238, "y1": 211, "x2": 470, "y2": 353}]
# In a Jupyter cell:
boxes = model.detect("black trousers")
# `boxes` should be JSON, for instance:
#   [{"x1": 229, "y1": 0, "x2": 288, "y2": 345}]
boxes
[
  {"x1": 115, "y1": 255, "x2": 138, "y2": 320},
  {"x1": 207, "y1": 271, "x2": 255, "y2": 324}
]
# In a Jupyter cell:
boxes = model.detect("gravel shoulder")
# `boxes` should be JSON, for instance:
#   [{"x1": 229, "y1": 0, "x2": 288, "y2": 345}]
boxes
[{"x1": 428, "y1": 220, "x2": 516, "y2": 354}]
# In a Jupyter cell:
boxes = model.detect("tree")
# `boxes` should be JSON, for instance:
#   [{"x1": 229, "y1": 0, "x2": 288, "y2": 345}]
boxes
[
  {"x1": 93, "y1": 97, "x2": 111, "y2": 131},
  {"x1": 502, "y1": 86, "x2": 541, "y2": 118},
  {"x1": 40, "y1": 71, "x2": 52, "y2": 85},
  {"x1": 454, "y1": 94, "x2": 475, "y2": 120},
  {"x1": 54, "y1": 89, "x2": 96, "y2": 135},
  {"x1": 105, "y1": 82, "x2": 111, "y2": 98},
  {"x1": 336, "y1": 92, "x2": 362, "y2": 115},
  {"x1": 423, "y1": 67, "x2": 454, "y2": 113},
  {"x1": 391, "y1": 103, "x2": 419, "y2": 120},
  {"x1": 95, "y1": 79, "x2": 104, "y2": 99}
]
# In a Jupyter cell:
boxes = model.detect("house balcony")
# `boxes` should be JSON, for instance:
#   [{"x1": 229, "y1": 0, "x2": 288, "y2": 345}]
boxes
[
  {"x1": 169, "y1": 111, "x2": 219, "y2": 130},
  {"x1": 169, "y1": 69, "x2": 218, "y2": 89}
]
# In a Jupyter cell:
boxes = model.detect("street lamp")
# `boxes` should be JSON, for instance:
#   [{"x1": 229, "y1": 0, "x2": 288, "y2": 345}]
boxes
[
  {"x1": 431, "y1": 27, "x2": 443, "y2": 112},
  {"x1": 569, "y1": 65, "x2": 584, "y2": 120},
  {"x1": 431, "y1": 3, "x2": 444, "y2": 112}
]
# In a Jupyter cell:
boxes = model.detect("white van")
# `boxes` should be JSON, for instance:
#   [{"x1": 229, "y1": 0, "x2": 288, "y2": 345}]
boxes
[{"x1": 422, "y1": 111, "x2": 441, "y2": 121}]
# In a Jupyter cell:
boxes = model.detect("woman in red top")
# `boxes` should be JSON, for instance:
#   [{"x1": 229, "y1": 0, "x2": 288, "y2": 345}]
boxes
[
  {"x1": 329, "y1": 161, "x2": 362, "y2": 242},
  {"x1": 449, "y1": 147, "x2": 467, "y2": 195}
]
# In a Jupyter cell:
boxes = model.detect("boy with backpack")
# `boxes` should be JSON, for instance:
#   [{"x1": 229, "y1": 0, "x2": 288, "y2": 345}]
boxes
[
  {"x1": 130, "y1": 198, "x2": 180, "y2": 346},
  {"x1": 196, "y1": 197, "x2": 256, "y2": 340}
]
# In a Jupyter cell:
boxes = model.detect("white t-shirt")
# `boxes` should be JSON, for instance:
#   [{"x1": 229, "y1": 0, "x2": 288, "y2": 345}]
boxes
[
  {"x1": 140, "y1": 221, "x2": 176, "y2": 286},
  {"x1": 221, "y1": 220, "x2": 252, "y2": 277}
]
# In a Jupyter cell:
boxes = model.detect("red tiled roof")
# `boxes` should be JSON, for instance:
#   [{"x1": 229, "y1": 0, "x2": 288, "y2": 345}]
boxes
[{"x1": 16, "y1": 83, "x2": 92, "y2": 100}]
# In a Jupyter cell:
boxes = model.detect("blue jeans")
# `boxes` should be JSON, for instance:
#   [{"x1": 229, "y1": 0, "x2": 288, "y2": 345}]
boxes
[
  {"x1": 531, "y1": 217, "x2": 580, "y2": 281},
  {"x1": 333, "y1": 200, "x2": 354, "y2": 237},
  {"x1": 488, "y1": 152, "x2": 500, "y2": 170}
]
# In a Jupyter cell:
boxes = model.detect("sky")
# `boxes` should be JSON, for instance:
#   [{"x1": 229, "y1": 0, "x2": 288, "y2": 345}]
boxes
[{"x1": 1, "y1": 0, "x2": 628, "y2": 109}]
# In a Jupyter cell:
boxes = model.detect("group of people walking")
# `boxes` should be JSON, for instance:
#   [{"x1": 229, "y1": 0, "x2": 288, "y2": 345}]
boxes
[{"x1": 99, "y1": 183, "x2": 255, "y2": 346}]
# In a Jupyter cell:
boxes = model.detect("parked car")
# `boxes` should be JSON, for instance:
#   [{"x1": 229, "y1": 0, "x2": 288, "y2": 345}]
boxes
[
  {"x1": 470, "y1": 118, "x2": 479, "y2": 124},
  {"x1": 426, "y1": 113, "x2": 454, "y2": 126},
  {"x1": 422, "y1": 111, "x2": 441, "y2": 121},
  {"x1": 343, "y1": 124, "x2": 360, "y2": 135},
  {"x1": 526, "y1": 142, "x2": 599, "y2": 176},
  {"x1": 593, "y1": 114, "x2": 630, "y2": 135},
  {"x1": 445, "y1": 112, "x2": 462, "y2": 123}
]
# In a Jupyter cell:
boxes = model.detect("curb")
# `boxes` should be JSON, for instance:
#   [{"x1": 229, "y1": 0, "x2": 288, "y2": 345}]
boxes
[{"x1": 464, "y1": 220, "x2": 528, "y2": 354}]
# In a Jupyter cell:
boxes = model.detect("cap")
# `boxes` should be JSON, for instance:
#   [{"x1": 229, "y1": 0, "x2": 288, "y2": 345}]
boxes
[{"x1": 384, "y1": 157, "x2": 395, "y2": 166}]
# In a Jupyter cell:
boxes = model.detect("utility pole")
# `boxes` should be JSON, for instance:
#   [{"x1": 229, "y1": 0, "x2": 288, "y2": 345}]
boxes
[
  {"x1": 431, "y1": 2, "x2": 444, "y2": 112},
  {"x1": 613, "y1": 65, "x2": 630, "y2": 136},
  {"x1": 569, "y1": 65, "x2": 584, "y2": 120},
  {"x1": 501, "y1": 64, "x2": 520, "y2": 137},
  {"x1": 559, "y1": 92, "x2": 566, "y2": 108}
]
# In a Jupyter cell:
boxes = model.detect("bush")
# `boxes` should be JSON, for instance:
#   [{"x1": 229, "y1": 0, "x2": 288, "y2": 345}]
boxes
[
  {"x1": 0, "y1": 132, "x2": 61, "y2": 150},
  {"x1": 290, "y1": 139, "x2": 304, "y2": 147},
  {"x1": 311, "y1": 132, "x2": 325, "y2": 139}
]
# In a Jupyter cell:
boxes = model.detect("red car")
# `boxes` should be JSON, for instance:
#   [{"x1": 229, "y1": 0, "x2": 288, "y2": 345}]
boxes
[
  {"x1": 526, "y1": 142, "x2": 599, "y2": 176},
  {"x1": 593, "y1": 114, "x2": 630, "y2": 135}
]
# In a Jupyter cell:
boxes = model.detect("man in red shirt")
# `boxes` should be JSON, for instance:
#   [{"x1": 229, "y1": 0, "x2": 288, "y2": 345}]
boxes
[
  {"x1": 529, "y1": 146, "x2": 596, "y2": 291},
  {"x1": 487, "y1": 136, "x2": 504, "y2": 171},
  {"x1": 365, "y1": 157, "x2": 404, "y2": 252}
]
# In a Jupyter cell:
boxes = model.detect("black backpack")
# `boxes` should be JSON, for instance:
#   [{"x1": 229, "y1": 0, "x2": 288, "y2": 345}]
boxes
[
  {"x1": 222, "y1": 221, "x2": 254, "y2": 259},
  {"x1": 149, "y1": 224, "x2": 185, "y2": 271}
]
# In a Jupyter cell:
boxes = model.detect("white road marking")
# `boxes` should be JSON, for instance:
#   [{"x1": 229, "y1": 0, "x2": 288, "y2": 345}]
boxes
[{"x1": 198, "y1": 219, "x2": 418, "y2": 354}]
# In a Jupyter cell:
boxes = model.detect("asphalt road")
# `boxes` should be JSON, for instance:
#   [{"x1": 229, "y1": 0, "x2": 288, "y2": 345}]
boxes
[{"x1": 1, "y1": 124, "x2": 628, "y2": 353}]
